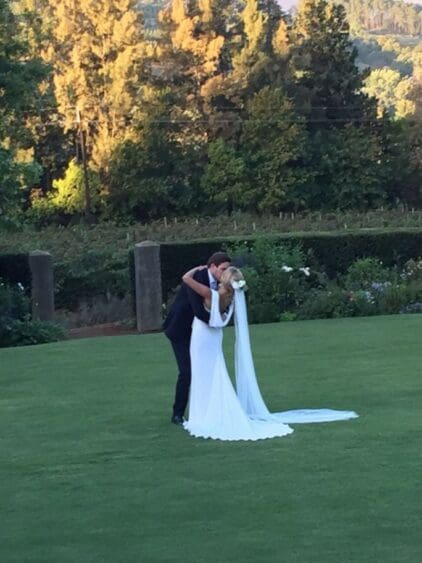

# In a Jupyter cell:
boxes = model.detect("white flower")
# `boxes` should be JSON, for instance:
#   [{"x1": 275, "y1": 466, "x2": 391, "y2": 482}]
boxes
[
  {"x1": 231, "y1": 279, "x2": 246, "y2": 290},
  {"x1": 17, "y1": 282, "x2": 24, "y2": 290},
  {"x1": 281, "y1": 265, "x2": 293, "y2": 273},
  {"x1": 299, "y1": 267, "x2": 311, "y2": 277}
]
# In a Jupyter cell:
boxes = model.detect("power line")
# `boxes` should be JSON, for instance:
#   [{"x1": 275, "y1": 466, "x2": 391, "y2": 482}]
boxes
[
  {"x1": 20, "y1": 104, "x2": 419, "y2": 114},
  {"x1": 25, "y1": 116, "x2": 422, "y2": 125}
]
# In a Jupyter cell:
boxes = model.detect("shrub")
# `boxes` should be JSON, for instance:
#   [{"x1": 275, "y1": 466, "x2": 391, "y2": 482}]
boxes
[
  {"x1": 0, "y1": 279, "x2": 29, "y2": 320},
  {"x1": 297, "y1": 286, "x2": 379, "y2": 319},
  {"x1": 297, "y1": 262, "x2": 422, "y2": 320},
  {"x1": 378, "y1": 281, "x2": 422, "y2": 315},
  {"x1": 297, "y1": 231, "x2": 422, "y2": 278},
  {"x1": 297, "y1": 287, "x2": 352, "y2": 319},
  {"x1": 279, "y1": 311, "x2": 297, "y2": 322},
  {"x1": 1, "y1": 319, "x2": 66, "y2": 348},
  {"x1": 227, "y1": 238, "x2": 312, "y2": 323},
  {"x1": 400, "y1": 302, "x2": 422, "y2": 314},
  {"x1": 159, "y1": 229, "x2": 422, "y2": 298},
  {"x1": 402, "y1": 258, "x2": 422, "y2": 282},
  {"x1": 0, "y1": 278, "x2": 66, "y2": 348},
  {"x1": 343, "y1": 257, "x2": 394, "y2": 290},
  {"x1": 0, "y1": 253, "x2": 31, "y2": 290}
]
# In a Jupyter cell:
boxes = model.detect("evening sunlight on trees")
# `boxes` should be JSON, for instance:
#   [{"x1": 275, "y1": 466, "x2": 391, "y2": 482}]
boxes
[{"x1": 0, "y1": 0, "x2": 420, "y2": 225}]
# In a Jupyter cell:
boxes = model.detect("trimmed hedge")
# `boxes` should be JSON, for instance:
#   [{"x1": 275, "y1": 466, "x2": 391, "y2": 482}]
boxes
[
  {"x1": 160, "y1": 230, "x2": 422, "y2": 298},
  {"x1": 0, "y1": 254, "x2": 31, "y2": 291},
  {"x1": 2, "y1": 229, "x2": 421, "y2": 313},
  {"x1": 160, "y1": 240, "x2": 228, "y2": 297},
  {"x1": 298, "y1": 230, "x2": 422, "y2": 277}
]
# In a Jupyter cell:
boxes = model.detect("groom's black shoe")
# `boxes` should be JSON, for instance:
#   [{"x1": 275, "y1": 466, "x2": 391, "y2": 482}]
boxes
[{"x1": 171, "y1": 414, "x2": 184, "y2": 425}]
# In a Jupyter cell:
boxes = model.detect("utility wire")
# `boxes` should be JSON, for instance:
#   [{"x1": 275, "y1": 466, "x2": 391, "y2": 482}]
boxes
[{"x1": 24, "y1": 117, "x2": 422, "y2": 125}]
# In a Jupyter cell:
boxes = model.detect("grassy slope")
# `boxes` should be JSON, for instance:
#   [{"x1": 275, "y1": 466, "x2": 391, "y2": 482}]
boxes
[{"x1": 1, "y1": 314, "x2": 421, "y2": 562}]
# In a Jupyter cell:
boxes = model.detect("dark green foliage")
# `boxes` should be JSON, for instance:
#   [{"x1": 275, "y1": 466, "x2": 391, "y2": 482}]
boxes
[
  {"x1": 376, "y1": 117, "x2": 422, "y2": 208},
  {"x1": 0, "y1": 278, "x2": 66, "y2": 347},
  {"x1": 55, "y1": 251, "x2": 131, "y2": 310},
  {"x1": 160, "y1": 240, "x2": 229, "y2": 298},
  {"x1": 2, "y1": 224, "x2": 421, "y2": 318},
  {"x1": 291, "y1": 0, "x2": 375, "y2": 130},
  {"x1": 1, "y1": 318, "x2": 66, "y2": 347},
  {"x1": 107, "y1": 139, "x2": 177, "y2": 220},
  {"x1": 0, "y1": 254, "x2": 31, "y2": 290},
  {"x1": 0, "y1": 148, "x2": 42, "y2": 228},
  {"x1": 0, "y1": 278, "x2": 29, "y2": 320},
  {"x1": 286, "y1": 1, "x2": 393, "y2": 212},
  {"x1": 0, "y1": 0, "x2": 47, "y2": 139},
  {"x1": 0, "y1": 0, "x2": 48, "y2": 224},
  {"x1": 297, "y1": 230, "x2": 422, "y2": 277},
  {"x1": 297, "y1": 257, "x2": 422, "y2": 320},
  {"x1": 160, "y1": 230, "x2": 422, "y2": 295},
  {"x1": 162, "y1": 234, "x2": 422, "y2": 323},
  {"x1": 201, "y1": 139, "x2": 249, "y2": 213},
  {"x1": 377, "y1": 282, "x2": 422, "y2": 315},
  {"x1": 342, "y1": 257, "x2": 393, "y2": 290},
  {"x1": 226, "y1": 238, "x2": 311, "y2": 323},
  {"x1": 302, "y1": 126, "x2": 387, "y2": 210},
  {"x1": 296, "y1": 286, "x2": 369, "y2": 319},
  {"x1": 106, "y1": 89, "x2": 200, "y2": 220},
  {"x1": 1, "y1": 223, "x2": 421, "y2": 325},
  {"x1": 240, "y1": 87, "x2": 308, "y2": 212}
]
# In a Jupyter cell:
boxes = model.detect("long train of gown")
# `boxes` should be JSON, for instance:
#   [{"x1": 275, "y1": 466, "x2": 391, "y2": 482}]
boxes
[
  {"x1": 184, "y1": 290, "x2": 358, "y2": 441},
  {"x1": 234, "y1": 290, "x2": 358, "y2": 425}
]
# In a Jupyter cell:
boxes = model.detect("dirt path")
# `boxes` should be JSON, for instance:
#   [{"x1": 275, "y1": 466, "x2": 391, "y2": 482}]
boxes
[{"x1": 68, "y1": 323, "x2": 138, "y2": 339}]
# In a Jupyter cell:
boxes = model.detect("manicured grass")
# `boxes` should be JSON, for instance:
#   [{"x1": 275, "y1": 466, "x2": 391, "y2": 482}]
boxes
[{"x1": 1, "y1": 315, "x2": 421, "y2": 563}]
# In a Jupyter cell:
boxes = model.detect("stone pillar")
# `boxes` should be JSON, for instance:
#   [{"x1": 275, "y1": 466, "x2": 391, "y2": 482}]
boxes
[
  {"x1": 134, "y1": 241, "x2": 162, "y2": 332},
  {"x1": 29, "y1": 250, "x2": 54, "y2": 321}
]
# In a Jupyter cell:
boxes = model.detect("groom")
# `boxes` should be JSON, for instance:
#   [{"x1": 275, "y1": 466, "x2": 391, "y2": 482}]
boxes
[{"x1": 163, "y1": 251, "x2": 232, "y2": 425}]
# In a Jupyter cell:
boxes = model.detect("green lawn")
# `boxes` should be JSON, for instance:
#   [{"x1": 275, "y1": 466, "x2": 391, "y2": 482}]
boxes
[{"x1": 1, "y1": 315, "x2": 421, "y2": 563}]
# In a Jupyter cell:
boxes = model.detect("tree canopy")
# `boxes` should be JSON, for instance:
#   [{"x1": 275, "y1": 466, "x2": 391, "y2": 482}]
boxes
[{"x1": 1, "y1": 0, "x2": 420, "y2": 225}]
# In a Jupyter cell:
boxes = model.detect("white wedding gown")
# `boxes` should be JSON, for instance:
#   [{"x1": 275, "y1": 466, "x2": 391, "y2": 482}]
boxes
[{"x1": 184, "y1": 289, "x2": 358, "y2": 441}]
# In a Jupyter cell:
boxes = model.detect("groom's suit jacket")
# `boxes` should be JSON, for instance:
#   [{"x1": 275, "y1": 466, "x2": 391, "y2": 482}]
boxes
[{"x1": 163, "y1": 268, "x2": 211, "y2": 341}]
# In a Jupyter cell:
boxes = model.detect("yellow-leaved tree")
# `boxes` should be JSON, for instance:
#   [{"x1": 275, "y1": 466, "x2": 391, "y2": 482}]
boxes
[{"x1": 46, "y1": 0, "x2": 146, "y2": 178}]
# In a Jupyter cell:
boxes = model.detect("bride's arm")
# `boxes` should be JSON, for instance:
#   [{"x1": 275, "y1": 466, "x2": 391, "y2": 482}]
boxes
[{"x1": 182, "y1": 267, "x2": 212, "y2": 305}]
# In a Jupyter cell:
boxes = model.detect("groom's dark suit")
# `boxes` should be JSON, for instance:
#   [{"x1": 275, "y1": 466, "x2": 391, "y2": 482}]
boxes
[{"x1": 163, "y1": 268, "x2": 212, "y2": 419}]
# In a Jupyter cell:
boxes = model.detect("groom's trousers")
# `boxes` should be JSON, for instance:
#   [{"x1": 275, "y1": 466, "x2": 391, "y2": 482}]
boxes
[{"x1": 171, "y1": 336, "x2": 191, "y2": 418}]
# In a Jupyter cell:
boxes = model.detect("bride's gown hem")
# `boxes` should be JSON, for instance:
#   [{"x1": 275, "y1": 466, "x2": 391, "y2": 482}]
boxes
[{"x1": 185, "y1": 289, "x2": 358, "y2": 441}]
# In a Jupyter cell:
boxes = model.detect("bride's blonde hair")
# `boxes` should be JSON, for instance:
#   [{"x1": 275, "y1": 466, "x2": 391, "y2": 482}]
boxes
[{"x1": 220, "y1": 266, "x2": 244, "y2": 290}]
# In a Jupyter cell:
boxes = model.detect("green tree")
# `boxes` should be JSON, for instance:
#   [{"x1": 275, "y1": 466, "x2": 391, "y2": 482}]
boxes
[
  {"x1": 13, "y1": 0, "x2": 72, "y2": 193},
  {"x1": 240, "y1": 86, "x2": 308, "y2": 212},
  {"x1": 49, "y1": 159, "x2": 101, "y2": 214},
  {"x1": 107, "y1": 88, "x2": 193, "y2": 219},
  {"x1": 303, "y1": 125, "x2": 387, "y2": 210},
  {"x1": 291, "y1": 0, "x2": 375, "y2": 129},
  {"x1": 363, "y1": 67, "x2": 415, "y2": 119},
  {"x1": 378, "y1": 67, "x2": 422, "y2": 207},
  {"x1": 228, "y1": 0, "x2": 291, "y2": 101},
  {"x1": 0, "y1": 0, "x2": 46, "y2": 224},
  {"x1": 201, "y1": 138, "x2": 249, "y2": 213}
]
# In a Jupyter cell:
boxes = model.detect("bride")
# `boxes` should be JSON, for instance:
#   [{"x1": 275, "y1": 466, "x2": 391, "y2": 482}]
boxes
[{"x1": 182, "y1": 265, "x2": 357, "y2": 441}]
